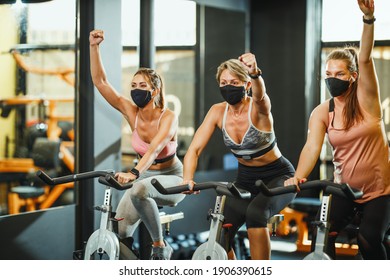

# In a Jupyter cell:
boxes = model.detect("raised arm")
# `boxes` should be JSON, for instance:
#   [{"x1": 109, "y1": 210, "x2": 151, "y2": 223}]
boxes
[
  {"x1": 183, "y1": 105, "x2": 220, "y2": 184},
  {"x1": 89, "y1": 30, "x2": 135, "y2": 117},
  {"x1": 356, "y1": 0, "x2": 381, "y2": 117},
  {"x1": 239, "y1": 53, "x2": 271, "y2": 115}
]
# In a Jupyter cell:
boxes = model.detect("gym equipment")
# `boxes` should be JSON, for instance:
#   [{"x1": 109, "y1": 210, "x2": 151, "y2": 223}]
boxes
[
  {"x1": 151, "y1": 179, "x2": 284, "y2": 260},
  {"x1": 256, "y1": 179, "x2": 363, "y2": 260},
  {"x1": 8, "y1": 137, "x2": 62, "y2": 214},
  {"x1": 36, "y1": 169, "x2": 185, "y2": 260}
]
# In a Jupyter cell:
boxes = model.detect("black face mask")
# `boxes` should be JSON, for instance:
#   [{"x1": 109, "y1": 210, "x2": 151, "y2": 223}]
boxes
[
  {"x1": 130, "y1": 89, "x2": 152, "y2": 108},
  {"x1": 325, "y1": 77, "x2": 350, "y2": 98},
  {"x1": 219, "y1": 85, "x2": 245, "y2": 105}
]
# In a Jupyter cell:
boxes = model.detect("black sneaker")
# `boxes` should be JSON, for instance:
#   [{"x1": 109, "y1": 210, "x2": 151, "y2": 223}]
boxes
[{"x1": 150, "y1": 240, "x2": 173, "y2": 260}]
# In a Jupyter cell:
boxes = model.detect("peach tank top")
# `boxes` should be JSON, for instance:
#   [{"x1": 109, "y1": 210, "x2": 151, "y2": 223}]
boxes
[{"x1": 327, "y1": 98, "x2": 390, "y2": 203}]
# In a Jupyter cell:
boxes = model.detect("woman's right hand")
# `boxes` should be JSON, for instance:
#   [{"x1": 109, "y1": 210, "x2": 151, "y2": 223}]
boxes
[
  {"x1": 284, "y1": 177, "x2": 306, "y2": 191},
  {"x1": 358, "y1": 0, "x2": 374, "y2": 17},
  {"x1": 238, "y1": 53, "x2": 258, "y2": 77},
  {"x1": 89, "y1": 29, "x2": 104, "y2": 46}
]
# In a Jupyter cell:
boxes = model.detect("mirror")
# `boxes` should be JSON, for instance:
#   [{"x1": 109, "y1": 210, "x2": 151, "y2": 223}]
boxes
[{"x1": 0, "y1": 0, "x2": 76, "y2": 215}]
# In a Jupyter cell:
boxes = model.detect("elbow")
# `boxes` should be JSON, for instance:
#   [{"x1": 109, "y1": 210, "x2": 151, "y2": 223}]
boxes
[
  {"x1": 252, "y1": 94, "x2": 264, "y2": 104},
  {"x1": 92, "y1": 77, "x2": 108, "y2": 89}
]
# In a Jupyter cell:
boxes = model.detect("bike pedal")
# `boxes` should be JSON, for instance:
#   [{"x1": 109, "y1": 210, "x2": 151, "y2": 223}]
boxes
[
  {"x1": 222, "y1": 223, "x2": 233, "y2": 229},
  {"x1": 73, "y1": 241, "x2": 87, "y2": 260},
  {"x1": 73, "y1": 249, "x2": 84, "y2": 260},
  {"x1": 312, "y1": 221, "x2": 326, "y2": 229},
  {"x1": 94, "y1": 205, "x2": 107, "y2": 212}
]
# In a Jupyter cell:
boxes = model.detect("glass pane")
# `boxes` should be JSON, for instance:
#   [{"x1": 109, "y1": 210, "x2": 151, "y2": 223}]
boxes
[
  {"x1": 0, "y1": 0, "x2": 76, "y2": 215},
  {"x1": 121, "y1": 0, "x2": 196, "y2": 47},
  {"x1": 373, "y1": 47, "x2": 390, "y2": 141},
  {"x1": 322, "y1": 0, "x2": 390, "y2": 42},
  {"x1": 121, "y1": 0, "x2": 140, "y2": 46},
  {"x1": 120, "y1": 0, "x2": 196, "y2": 169},
  {"x1": 154, "y1": 0, "x2": 196, "y2": 46},
  {"x1": 155, "y1": 50, "x2": 195, "y2": 153},
  {"x1": 120, "y1": 49, "x2": 138, "y2": 156},
  {"x1": 27, "y1": 0, "x2": 75, "y2": 44}
]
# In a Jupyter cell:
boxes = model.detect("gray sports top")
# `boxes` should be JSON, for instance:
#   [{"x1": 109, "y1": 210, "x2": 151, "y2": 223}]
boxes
[{"x1": 222, "y1": 98, "x2": 276, "y2": 159}]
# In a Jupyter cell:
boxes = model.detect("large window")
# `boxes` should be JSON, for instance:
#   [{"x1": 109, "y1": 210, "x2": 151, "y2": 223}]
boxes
[
  {"x1": 322, "y1": 0, "x2": 390, "y2": 42},
  {"x1": 122, "y1": 0, "x2": 196, "y2": 46},
  {"x1": 120, "y1": 0, "x2": 196, "y2": 162}
]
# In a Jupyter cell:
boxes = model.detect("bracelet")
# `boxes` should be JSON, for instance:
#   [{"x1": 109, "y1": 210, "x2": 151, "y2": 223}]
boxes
[
  {"x1": 363, "y1": 15, "x2": 376, "y2": 25},
  {"x1": 249, "y1": 67, "x2": 262, "y2": 79},
  {"x1": 129, "y1": 167, "x2": 140, "y2": 179}
]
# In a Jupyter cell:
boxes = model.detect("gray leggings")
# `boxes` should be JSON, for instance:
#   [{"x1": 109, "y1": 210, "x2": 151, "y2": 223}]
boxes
[{"x1": 115, "y1": 161, "x2": 185, "y2": 242}]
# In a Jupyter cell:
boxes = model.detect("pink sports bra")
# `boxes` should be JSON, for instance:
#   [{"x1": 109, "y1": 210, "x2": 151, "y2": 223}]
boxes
[{"x1": 131, "y1": 110, "x2": 177, "y2": 163}]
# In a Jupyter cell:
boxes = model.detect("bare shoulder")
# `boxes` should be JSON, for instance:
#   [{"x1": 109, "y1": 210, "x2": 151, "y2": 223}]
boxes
[
  {"x1": 310, "y1": 100, "x2": 330, "y2": 126},
  {"x1": 199, "y1": 102, "x2": 225, "y2": 129},
  {"x1": 161, "y1": 108, "x2": 178, "y2": 122},
  {"x1": 122, "y1": 101, "x2": 138, "y2": 118},
  {"x1": 206, "y1": 102, "x2": 225, "y2": 121},
  {"x1": 209, "y1": 102, "x2": 226, "y2": 115}
]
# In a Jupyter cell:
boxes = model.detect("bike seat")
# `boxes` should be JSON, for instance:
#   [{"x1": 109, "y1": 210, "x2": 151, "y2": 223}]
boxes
[
  {"x1": 288, "y1": 197, "x2": 321, "y2": 216},
  {"x1": 158, "y1": 204, "x2": 177, "y2": 209}
]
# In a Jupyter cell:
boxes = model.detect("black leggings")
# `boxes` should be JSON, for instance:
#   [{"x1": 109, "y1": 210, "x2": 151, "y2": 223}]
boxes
[
  {"x1": 313, "y1": 194, "x2": 390, "y2": 260},
  {"x1": 223, "y1": 156, "x2": 295, "y2": 248}
]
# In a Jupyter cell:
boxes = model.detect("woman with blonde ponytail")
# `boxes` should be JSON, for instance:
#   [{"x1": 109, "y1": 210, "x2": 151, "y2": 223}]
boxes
[{"x1": 89, "y1": 30, "x2": 185, "y2": 260}]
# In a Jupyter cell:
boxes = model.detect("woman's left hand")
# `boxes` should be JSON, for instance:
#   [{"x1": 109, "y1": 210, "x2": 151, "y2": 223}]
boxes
[
  {"x1": 115, "y1": 172, "x2": 137, "y2": 184},
  {"x1": 181, "y1": 179, "x2": 200, "y2": 195}
]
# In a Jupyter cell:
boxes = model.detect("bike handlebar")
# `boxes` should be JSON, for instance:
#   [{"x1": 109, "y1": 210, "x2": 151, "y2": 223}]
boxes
[
  {"x1": 98, "y1": 174, "x2": 133, "y2": 190},
  {"x1": 151, "y1": 179, "x2": 251, "y2": 199},
  {"x1": 150, "y1": 179, "x2": 190, "y2": 194},
  {"x1": 36, "y1": 169, "x2": 133, "y2": 190},
  {"x1": 255, "y1": 179, "x2": 363, "y2": 201}
]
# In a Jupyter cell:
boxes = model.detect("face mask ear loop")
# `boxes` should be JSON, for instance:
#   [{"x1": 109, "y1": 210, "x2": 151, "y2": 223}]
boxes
[
  {"x1": 348, "y1": 76, "x2": 357, "y2": 91},
  {"x1": 152, "y1": 88, "x2": 160, "y2": 108},
  {"x1": 244, "y1": 82, "x2": 250, "y2": 96}
]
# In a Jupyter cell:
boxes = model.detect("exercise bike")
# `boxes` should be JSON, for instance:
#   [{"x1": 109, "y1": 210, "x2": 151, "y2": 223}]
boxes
[
  {"x1": 36, "y1": 169, "x2": 185, "y2": 260},
  {"x1": 256, "y1": 179, "x2": 363, "y2": 260},
  {"x1": 151, "y1": 179, "x2": 284, "y2": 260}
]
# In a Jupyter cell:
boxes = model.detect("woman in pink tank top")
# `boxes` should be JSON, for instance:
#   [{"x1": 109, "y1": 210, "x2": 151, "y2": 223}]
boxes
[
  {"x1": 285, "y1": 0, "x2": 390, "y2": 259},
  {"x1": 90, "y1": 30, "x2": 185, "y2": 260}
]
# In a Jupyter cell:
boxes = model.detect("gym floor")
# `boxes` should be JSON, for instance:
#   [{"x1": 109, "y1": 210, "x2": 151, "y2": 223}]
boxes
[
  {"x1": 270, "y1": 235, "x2": 357, "y2": 260},
  {"x1": 166, "y1": 233, "x2": 357, "y2": 260}
]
